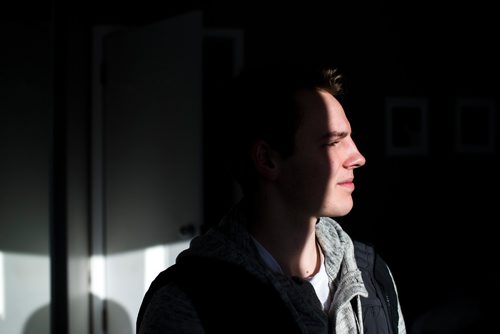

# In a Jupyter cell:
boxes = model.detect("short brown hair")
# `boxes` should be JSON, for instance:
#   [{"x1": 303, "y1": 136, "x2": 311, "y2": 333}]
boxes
[{"x1": 223, "y1": 62, "x2": 345, "y2": 193}]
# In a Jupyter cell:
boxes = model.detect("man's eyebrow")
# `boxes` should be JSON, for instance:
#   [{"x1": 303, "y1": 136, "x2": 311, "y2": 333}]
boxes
[{"x1": 318, "y1": 131, "x2": 349, "y2": 142}]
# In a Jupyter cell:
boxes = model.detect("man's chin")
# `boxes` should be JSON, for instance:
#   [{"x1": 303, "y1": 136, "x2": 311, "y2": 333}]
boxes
[{"x1": 322, "y1": 203, "x2": 353, "y2": 218}]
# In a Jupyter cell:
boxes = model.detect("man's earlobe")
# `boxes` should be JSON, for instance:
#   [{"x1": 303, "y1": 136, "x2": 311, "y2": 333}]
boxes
[{"x1": 251, "y1": 140, "x2": 279, "y2": 180}]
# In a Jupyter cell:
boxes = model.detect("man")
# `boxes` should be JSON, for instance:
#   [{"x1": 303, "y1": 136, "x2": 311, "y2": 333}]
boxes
[{"x1": 137, "y1": 63, "x2": 406, "y2": 333}]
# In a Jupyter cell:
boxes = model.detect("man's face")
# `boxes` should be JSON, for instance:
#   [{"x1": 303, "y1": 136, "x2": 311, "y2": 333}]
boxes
[{"x1": 276, "y1": 89, "x2": 366, "y2": 218}]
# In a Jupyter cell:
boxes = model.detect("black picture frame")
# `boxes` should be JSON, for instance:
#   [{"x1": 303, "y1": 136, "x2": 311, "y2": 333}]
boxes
[
  {"x1": 455, "y1": 97, "x2": 495, "y2": 154},
  {"x1": 385, "y1": 97, "x2": 429, "y2": 156}
]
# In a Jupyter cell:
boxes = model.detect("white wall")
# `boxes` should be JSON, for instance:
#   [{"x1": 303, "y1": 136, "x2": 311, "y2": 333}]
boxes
[{"x1": 0, "y1": 252, "x2": 50, "y2": 334}]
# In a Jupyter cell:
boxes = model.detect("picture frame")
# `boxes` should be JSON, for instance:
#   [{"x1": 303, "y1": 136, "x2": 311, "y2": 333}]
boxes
[
  {"x1": 455, "y1": 97, "x2": 495, "y2": 154},
  {"x1": 385, "y1": 97, "x2": 429, "y2": 156}
]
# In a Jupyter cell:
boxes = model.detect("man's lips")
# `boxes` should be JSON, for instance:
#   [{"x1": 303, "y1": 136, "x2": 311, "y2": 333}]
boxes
[{"x1": 338, "y1": 178, "x2": 355, "y2": 189}]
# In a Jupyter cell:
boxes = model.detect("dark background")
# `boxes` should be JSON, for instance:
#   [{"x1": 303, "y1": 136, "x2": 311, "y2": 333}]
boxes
[{"x1": 3, "y1": 0, "x2": 499, "y2": 332}]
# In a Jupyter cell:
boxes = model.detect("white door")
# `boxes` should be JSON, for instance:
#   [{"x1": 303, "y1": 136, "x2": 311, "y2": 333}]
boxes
[{"x1": 92, "y1": 11, "x2": 203, "y2": 334}]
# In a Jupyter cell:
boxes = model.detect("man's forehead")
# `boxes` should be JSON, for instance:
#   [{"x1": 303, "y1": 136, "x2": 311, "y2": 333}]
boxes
[{"x1": 295, "y1": 91, "x2": 350, "y2": 136}]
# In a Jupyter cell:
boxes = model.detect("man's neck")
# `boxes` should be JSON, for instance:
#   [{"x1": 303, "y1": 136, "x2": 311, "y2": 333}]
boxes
[{"x1": 246, "y1": 194, "x2": 321, "y2": 279}]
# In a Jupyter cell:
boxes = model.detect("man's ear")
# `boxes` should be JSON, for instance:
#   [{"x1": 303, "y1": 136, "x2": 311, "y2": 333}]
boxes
[{"x1": 251, "y1": 140, "x2": 280, "y2": 180}]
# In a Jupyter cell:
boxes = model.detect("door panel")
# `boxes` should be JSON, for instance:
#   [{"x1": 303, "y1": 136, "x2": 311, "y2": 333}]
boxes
[{"x1": 100, "y1": 11, "x2": 202, "y2": 334}]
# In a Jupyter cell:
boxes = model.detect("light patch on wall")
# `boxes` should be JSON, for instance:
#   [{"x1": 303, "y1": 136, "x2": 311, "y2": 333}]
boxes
[
  {"x1": 0, "y1": 251, "x2": 4, "y2": 320},
  {"x1": 144, "y1": 245, "x2": 166, "y2": 293},
  {"x1": 90, "y1": 255, "x2": 106, "y2": 300}
]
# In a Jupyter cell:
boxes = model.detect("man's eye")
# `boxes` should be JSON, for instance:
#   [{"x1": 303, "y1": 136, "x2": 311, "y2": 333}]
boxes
[{"x1": 327, "y1": 142, "x2": 339, "y2": 147}]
